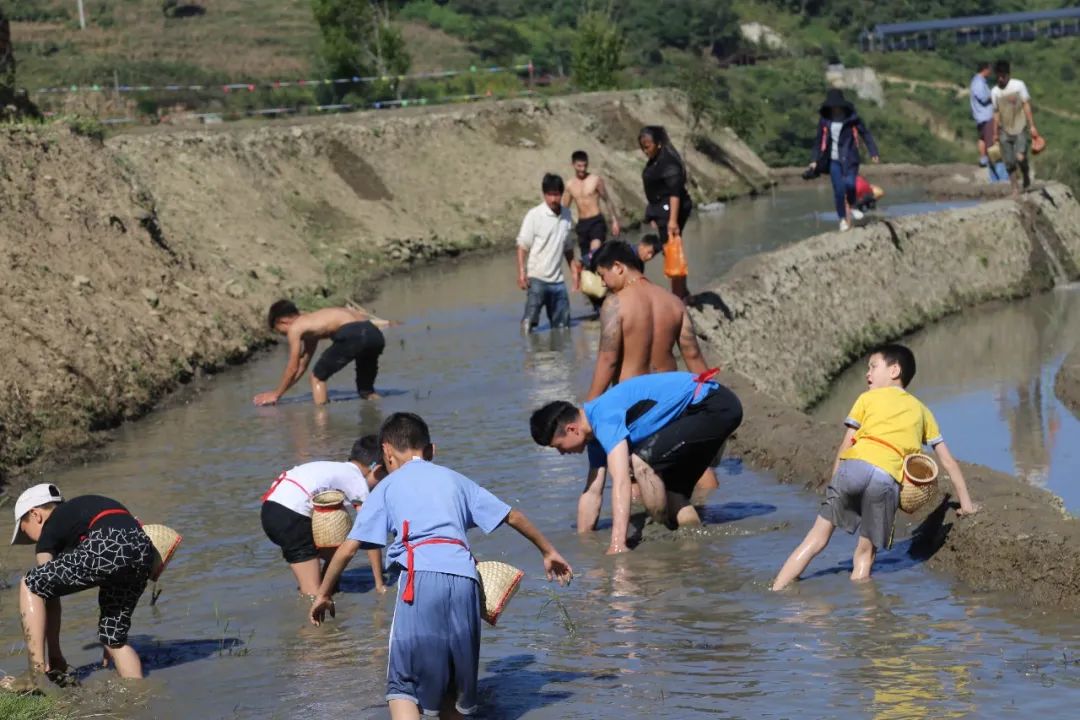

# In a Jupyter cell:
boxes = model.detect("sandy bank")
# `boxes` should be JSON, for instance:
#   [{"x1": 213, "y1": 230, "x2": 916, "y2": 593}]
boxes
[
  {"x1": 0, "y1": 90, "x2": 769, "y2": 485},
  {"x1": 1055, "y1": 348, "x2": 1080, "y2": 418},
  {"x1": 692, "y1": 182, "x2": 1080, "y2": 608}
]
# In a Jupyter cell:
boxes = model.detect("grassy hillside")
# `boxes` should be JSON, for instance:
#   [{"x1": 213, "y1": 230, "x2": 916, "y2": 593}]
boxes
[{"x1": 5, "y1": 0, "x2": 1078, "y2": 188}]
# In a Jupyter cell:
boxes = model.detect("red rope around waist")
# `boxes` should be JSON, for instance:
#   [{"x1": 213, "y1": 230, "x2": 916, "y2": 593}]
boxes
[
  {"x1": 260, "y1": 472, "x2": 311, "y2": 503},
  {"x1": 693, "y1": 368, "x2": 720, "y2": 399},
  {"x1": 79, "y1": 508, "x2": 136, "y2": 542},
  {"x1": 856, "y1": 434, "x2": 904, "y2": 457},
  {"x1": 400, "y1": 519, "x2": 469, "y2": 604}
]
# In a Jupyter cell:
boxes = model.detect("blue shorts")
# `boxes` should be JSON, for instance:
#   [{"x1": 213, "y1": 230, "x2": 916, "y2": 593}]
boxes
[{"x1": 387, "y1": 571, "x2": 482, "y2": 716}]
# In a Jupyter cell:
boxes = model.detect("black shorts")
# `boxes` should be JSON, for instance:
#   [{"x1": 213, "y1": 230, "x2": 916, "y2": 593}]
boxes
[
  {"x1": 643, "y1": 199, "x2": 693, "y2": 252},
  {"x1": 261, "y1": 501, "x2": 317, "y2": 564},
  {"x1": 23, "y1": 527, "x2": 153, "y2": 647},
  {"x1": 311, "y1": 320, "x2": 386, "y2": 396},
  {"x1": 633, "y1": 384, "x2": 743, "y2": 497},
  {"x1": 976, "y1": 120, "x2": 995, "y2": 149},
  {"x1": 576, "y1": 215, "x2": 608, "y2": 260}
]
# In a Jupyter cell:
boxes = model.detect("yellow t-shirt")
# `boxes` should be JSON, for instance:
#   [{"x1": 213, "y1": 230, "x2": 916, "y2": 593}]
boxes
[{"x1": 838, "y1": 386, "x2": 943, "y2": 483}]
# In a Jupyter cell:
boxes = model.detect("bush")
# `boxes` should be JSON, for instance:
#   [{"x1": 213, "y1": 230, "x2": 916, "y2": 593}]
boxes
[
  {"x1": 65, "y1": 115, "x2": 106, "y2": 142},
  {"x1": 572, "y1": 11, "x2": 625, "y2": 91}
]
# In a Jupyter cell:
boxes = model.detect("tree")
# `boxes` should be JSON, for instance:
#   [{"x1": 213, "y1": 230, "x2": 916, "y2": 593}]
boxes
[
  {"x1": 571, "y1": 9, "x2": 625, "y2": 91},
  {"x1": 310, "y1": 0, "x2": 411, "y2": 100}
]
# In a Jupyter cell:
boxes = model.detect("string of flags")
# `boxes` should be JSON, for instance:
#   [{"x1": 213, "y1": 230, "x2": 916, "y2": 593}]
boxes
[{"x1": 34, "y1": 63, "x2": 535, "y2": 96}]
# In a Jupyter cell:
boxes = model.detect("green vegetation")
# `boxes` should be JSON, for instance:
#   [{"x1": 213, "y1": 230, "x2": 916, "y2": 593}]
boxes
[
  {"x1": 571, "y1": 9, "x2": 625, "y2": 91},
  {"x1": 0, "y1": 693, "x2": 65, "y2": 720},
  {"x1": 311, "y1": 0, "x2": 410, "y2": 101}
]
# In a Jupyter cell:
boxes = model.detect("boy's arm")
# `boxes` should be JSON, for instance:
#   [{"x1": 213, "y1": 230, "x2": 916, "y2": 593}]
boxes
[
  {"x1": 932, "y1": 442, "x2": 979, "y2": 515},
  {"x1": 677, "y1": 307, "x2": 709, "y2": 374},
  {"x1": 577, "y1": 466, "x2": 606, "y2": 533},
  {"x1": 505, "y1": 509, "x2": 573, "y2": 584},
  {"x1": 1023, "y1": 100, "x2": 1038, "y2": 137},
  {"x1": 605, "y1": 440, "x2": 633, "y2": 554},
  {"x1": 598, "y1": 176, "x2": 620, "y2": 236},
  {"x1": 254, "y1": 327, "x2": 309, "y2": 405},
  {"x1": 366, "y1": 547, "x2": 386, "y2": 594},
  {"x1": 586, "y1": 295, "x2": 621, "y2": 400},
  {"x1": 309, "y1": 539, "x2": 362, "y2": 625},
  {"x1": 831, "y1": 427, "x2": 856, "y2": 480},
  {"x1": 516, "y1": 245, "x2": 529, "y2": 290}
]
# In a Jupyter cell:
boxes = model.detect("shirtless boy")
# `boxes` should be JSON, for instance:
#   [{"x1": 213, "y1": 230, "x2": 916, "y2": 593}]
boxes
[
  {"x1": 578, "y1": 241, "x2": 720, "y2": 522},
  {"x1": 564, "y1": 151, "x2": 621, "y2": 298},
  {"x1": 254, "y1": 301, "x2": 393, "y2": 406}
]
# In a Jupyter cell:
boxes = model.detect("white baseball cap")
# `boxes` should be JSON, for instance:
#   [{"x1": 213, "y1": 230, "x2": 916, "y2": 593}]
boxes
[{"x1": 10, "y1": 483, "x2": 64, "y2": 545}]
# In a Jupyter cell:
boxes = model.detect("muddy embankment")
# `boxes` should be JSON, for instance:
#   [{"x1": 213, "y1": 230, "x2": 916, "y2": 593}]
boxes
[
  {"x1": 1055, "y1": 349, "x2": 1080, "y2": 418},
  {"x1": 692, "y1": 182, "x2": 1080, "y2": 608},
  {"x1": 0, "y1": 89, "x2": 771, "y2": 486}
]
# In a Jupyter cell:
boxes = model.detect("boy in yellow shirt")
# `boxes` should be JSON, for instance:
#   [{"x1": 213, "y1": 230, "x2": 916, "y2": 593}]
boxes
[{"x1": 772, "y1": 344, "x2": 979, "y2": 590}]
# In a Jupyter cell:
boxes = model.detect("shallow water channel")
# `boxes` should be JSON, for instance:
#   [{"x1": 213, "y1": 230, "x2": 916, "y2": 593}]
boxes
[{"x1": 1, "y1": 186, "x2": 1078, "y2": 718}]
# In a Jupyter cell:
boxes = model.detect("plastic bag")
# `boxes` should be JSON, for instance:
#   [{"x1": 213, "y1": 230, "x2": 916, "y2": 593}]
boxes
[{"x1": 663, "y1": 235, "x2": 688, "y2": 278}]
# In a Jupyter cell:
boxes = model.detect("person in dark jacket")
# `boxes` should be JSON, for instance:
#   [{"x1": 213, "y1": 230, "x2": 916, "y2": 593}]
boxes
[
  {"x1": 808, "y1": 89, "x2": 880, "y2": 232},
  {"x1": 638, "y1": 126, "x2": 692, "y2": 299}
]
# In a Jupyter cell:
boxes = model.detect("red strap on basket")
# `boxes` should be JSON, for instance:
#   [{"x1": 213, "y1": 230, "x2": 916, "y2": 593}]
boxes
[
  {"x1": 692, "y1": 368, "x2": 720, "y2": 399},
  {"x1": 260, "y1": 472, "x2": 311, "y2": 502},
  {"x1": 400, "y1": 520, "x2": 468, "y2": 604},
  {"x1": 79, "y1": 508, "x2": 135, "y2": 542}
]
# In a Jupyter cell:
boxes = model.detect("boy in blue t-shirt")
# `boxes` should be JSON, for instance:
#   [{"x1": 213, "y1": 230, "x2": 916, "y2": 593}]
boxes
[
  {"x1": 310, "y1": 412, "x2": 573, "y2": 720},
  {"x1": 530, "y1": 371, "x2": 743, "y2": 555}
]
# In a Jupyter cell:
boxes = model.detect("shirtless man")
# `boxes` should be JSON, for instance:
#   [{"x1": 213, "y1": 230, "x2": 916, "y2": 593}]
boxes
[
  {"x1": 571, "y1": 241, "x2": 720, "y2": 532},
  {"x1": 564, "y1": 151, "x2": 621, "y2": 310},
  {"x1": 253, "y1": 300, "x2": 393, "y2": 406}
]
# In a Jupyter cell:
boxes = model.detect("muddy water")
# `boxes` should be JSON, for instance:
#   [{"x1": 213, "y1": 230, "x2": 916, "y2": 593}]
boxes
[
  {"x1": 813, "y1": 284, "x2": 1080, "y2": 514},
  {"x1": 2, "y1": 187, "x2": 1078, "y2": 718}
]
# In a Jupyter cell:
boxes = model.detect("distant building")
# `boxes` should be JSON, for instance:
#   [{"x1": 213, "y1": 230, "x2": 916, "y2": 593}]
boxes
[{"x1": 862, "y1": 7, "x2": 1080, "y2": 52}]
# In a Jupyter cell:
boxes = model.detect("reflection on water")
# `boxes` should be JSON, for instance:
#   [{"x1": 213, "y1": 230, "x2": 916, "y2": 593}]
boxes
[
  {"x1": 0, "y1": 187, "x2": 1077, "y2": 717},
  {"x1": 814, "y1": 284, "x2": 1080, "y2": 512}
]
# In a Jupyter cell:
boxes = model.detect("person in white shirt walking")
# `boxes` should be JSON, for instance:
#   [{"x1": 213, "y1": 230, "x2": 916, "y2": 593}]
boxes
[
  {"x1": 260, "y1": 435, "x2": 387, "y2": 606},
  {"x1": 991, "y1": 60, "x2": 1040, "y2": 195},
  {"x1": 516, "y1": 173, "x2": 575, "y2": 331}
]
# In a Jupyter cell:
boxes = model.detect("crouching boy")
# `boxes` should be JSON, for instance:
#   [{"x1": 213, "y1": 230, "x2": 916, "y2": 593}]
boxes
[
  {"x1": 261, "y1": 435, "x2": 387, "y2": 605},
  {"x1": 9, "y1": 484, "x2": 154, "y2": 682},
  {"x1": 309, "y1": 412, "x2": 573, "y2": 719},
  {"x1": 772, "y1": 344, "x2": 979, "y2": 591}
]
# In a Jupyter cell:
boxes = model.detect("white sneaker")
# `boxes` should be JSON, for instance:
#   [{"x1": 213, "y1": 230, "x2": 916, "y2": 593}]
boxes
[
  {"x1": 851, "y1": 209, "x2": 864, "y2": 221},
  {"x1": 839, "y1": 219, "x2": 851, "y2": 232}
]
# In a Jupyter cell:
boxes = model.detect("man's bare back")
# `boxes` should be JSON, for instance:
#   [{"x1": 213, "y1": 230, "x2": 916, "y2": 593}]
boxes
[
  {"x1": 291, "y1": 306, "x2": 372, "y2": 341},
  {"x1": 586, "y1": 276, "x2": 707, "y2": 400}
]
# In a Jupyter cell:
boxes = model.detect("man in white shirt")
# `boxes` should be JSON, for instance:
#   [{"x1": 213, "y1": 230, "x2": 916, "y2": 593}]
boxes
[
  {"x1": 516, "y1": 173, "x2": 575, "y2": 331},
  {"x1": 991, "y1": 60, "x2": 1040, "y2": 195},
  {"x1": 260, "y1": 435, "x2": 387, "y2": 606}
]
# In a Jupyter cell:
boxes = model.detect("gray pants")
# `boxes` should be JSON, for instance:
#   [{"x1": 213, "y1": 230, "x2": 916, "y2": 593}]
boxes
[
  {"x1": 999, "y1": 129, "x2": 1031, "y2": 187},
  {"x1": 819, "y1": 459, "x2": 899, "y2": 550}
]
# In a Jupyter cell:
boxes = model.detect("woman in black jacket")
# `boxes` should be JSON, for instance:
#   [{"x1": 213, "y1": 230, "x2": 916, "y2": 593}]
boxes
[
  {"x1": 808, "y1": 89, "x2": 880, "y2": 232},
  {"x1": 638, "y1": 126, "x2": 691, "y2": 299}
]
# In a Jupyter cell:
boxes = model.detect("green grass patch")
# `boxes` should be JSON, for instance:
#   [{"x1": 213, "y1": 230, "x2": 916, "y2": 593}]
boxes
[{"x1": 0, "y1": 693, "x2": 65, "y2": 720}]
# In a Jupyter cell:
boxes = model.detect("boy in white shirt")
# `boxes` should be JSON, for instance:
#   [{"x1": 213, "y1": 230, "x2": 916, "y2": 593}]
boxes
[
  {"x1": 261, "y1": 435, "x2": 387, "y2": 606},
  {"x1": 991, "y1": 60, "x2": 1040, "y2": 195},
  {"x1": 516, "y1": 173, "x2": 575, "y2": 332}
]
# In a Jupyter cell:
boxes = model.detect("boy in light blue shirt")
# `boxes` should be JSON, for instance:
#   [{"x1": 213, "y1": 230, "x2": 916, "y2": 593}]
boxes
[
  {"x1": 310, "y1": 412, "x2": 573, "y2": 720},
  {"x1": 970, "y1": 60, "x2": 995, "y2": 166}
]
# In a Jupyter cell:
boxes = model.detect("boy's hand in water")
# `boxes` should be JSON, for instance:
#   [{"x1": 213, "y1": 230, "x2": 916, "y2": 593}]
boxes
[
  {"x1": 253, "y1": 392, "x2": 280, "y2": 406},
  {"x1": 309, "y1": 595, "x2": 335, "y2": 625},
  {"x1": 543, "y1": 550, "x2": 574, "y2": 585},
  {"x1": 957, "y1": 502, "x2": 981, "y2": 517}
]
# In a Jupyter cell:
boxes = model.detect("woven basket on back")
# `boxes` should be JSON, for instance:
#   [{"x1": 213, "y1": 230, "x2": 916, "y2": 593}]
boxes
[
  {"x1": 476, "y1": 560, "x2": 525, "y2": 626},
  {"x1": 580, "y1": 270, "x2": 607, "y2": 300},
  {"x1": 899, "y1": 453, "x2": 940, "y2": 514},
  {"x1": 143, "y1": 524, "x2": 183, "y2": 581},
  {"x1": 311, "y1": 490, "x2": 351, "y2": 549}
]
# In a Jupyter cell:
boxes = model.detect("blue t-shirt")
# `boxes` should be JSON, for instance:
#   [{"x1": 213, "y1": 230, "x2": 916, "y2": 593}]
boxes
[
  {"x1": 970, "y1": 74, "x2": 993, "y2": 124},
  {"x1": 348, "y1": 459, "x2": 512, "y2": 581},
  {"x1": 584, "y1": 372, "x2": 716, "y2": 468}
]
